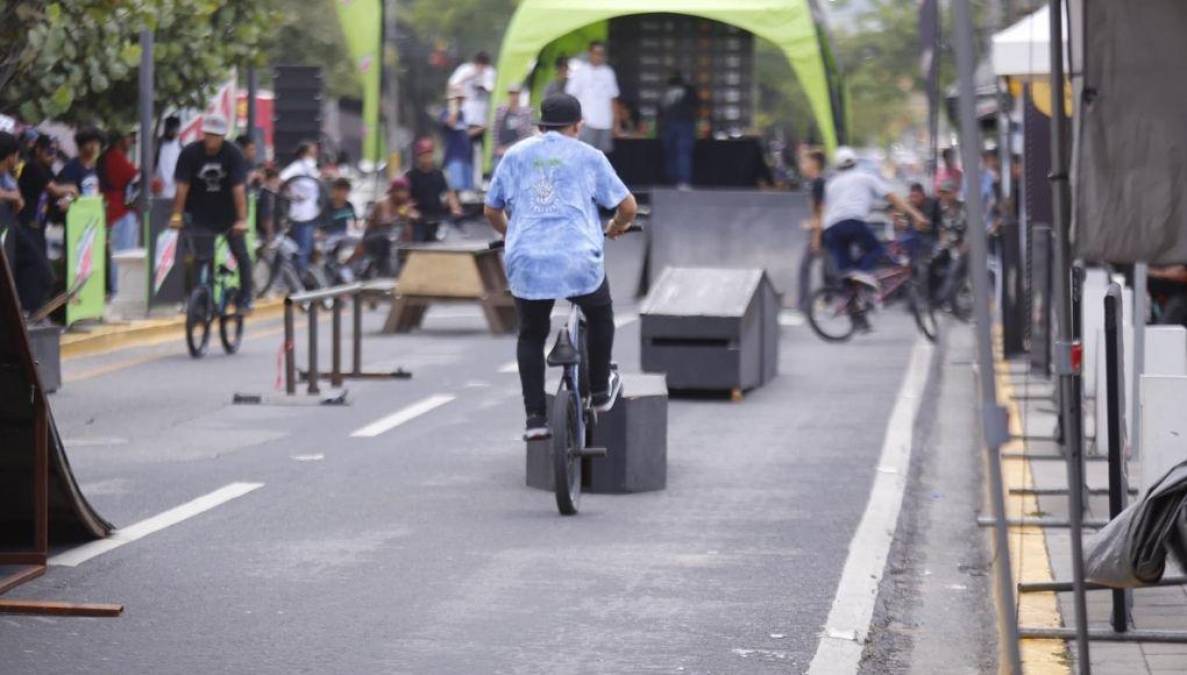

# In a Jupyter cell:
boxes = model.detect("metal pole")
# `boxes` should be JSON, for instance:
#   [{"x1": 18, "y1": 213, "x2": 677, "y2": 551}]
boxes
[
  {"x1": 952, "y1": 2, "x2": 1024, "y2": 673},
  {"x1": 307, "y1": 302, "x2": 320, "y2": 395},
  {"x1": 1104, "y1": 287, "x2": 1129, "y2": 632},
  {"x1": 1048, "y1": 0, "x2": 1092, "y2": 669},
  {"x1": 331, "y1": 297, "x2": 343, "y2": 388},
  {"x1": 284, "y1": 299, "x2": 296, "y2": 395},
  {"x1": 246, "y1": 66, "x2": 259, "y2": 149},
  {"x1": 384, "y1": 0, "x2": 400, "y2": 175},
  {"x1": 352, "y1": 293, "x2": 364, "y2": 376},
  {"x1": 137, "y1": 30, "x2": 155, "y2": 223},
  {"x1": 138, "y1": 29, "x2": 155, "y2": 315},
  {"x1": 1132, "y1": 263, "x2": 1147, "y2": 458}
]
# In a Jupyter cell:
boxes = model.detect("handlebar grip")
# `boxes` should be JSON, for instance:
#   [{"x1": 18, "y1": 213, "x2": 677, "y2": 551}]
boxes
[{"x1": 488, "y1": 240, "x2": 505, "y2": 251}]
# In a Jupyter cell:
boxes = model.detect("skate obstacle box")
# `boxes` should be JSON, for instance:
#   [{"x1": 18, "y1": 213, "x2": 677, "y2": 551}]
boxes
[
  {"x1": 0, "y1": 247, "x2": 120, "y2": 616},
  {"x1": 383, "y1": 242, "x2": 516, "y2": 334},
  {"x1": 640, "y1": 267, "x2": 779, "y2": 396},
  {"x1": 527, "y1": 373, "x2": 668, "y2": 494}
]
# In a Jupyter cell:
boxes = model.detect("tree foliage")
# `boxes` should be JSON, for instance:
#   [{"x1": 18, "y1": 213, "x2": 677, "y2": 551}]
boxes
[
  {"x1": 830, "y1": 0, "x2": 928, "y2": 146},
  {"x1": 1, "y1": 0, "x2": 278, "y2": 129}
]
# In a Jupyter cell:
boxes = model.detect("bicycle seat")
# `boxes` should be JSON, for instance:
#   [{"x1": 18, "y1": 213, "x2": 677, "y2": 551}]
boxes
[{"x1": 546, "y1": 329, "x2": 580, "y2": 367}]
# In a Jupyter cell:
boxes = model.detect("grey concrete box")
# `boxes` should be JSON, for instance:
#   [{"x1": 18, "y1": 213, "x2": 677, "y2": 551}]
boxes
[
  {"x1": 526, "y1": 373, "x2": 668, "y2": 494},
  {"x1": 639, "y1": 267, "x2": 779, "y2": 392}
]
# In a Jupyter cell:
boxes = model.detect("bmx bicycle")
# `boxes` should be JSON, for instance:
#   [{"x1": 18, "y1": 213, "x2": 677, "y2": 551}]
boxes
[
  {"x1": 807, "y1": 251, "x2": 939, "y2": 344},
  {"x1": 182, "y1": 229, "x2": 247, "y2": 358},
  {"x1": 490, "y1": 224, "x2": 642, "y2": 515}
]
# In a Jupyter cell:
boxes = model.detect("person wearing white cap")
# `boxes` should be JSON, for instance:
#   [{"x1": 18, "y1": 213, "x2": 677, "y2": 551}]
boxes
[
  {"x1": 819, "y1": 146, "x2": 927, "y2": 308},
  {"x1": 168, "y1": 113, "x2": 254, "y2": 311}
]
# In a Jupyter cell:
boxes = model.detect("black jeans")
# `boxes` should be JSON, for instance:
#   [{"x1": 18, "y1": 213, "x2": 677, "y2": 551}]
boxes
[
  {"x1": 514, "y1": 278, "x2": 614, "y2": 417},
  {"x1": 183, "y1": 226, "x2": 252, "y2": 300}
]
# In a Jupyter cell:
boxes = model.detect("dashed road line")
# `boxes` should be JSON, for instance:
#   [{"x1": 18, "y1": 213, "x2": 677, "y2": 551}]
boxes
[
  {"x1": 349, "y1": 394, "x2": 456, "y2": 438},
  {"x1": 50, "y1": 482, "x2": 264, "y2": 567}
]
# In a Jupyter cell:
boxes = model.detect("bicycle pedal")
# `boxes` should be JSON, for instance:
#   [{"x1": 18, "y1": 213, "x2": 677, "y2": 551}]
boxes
[{"x1": 578, "y1": 447, "x2": 608, "y2": 458}]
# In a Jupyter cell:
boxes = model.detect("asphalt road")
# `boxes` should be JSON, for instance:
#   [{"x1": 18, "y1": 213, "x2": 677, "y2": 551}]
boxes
[{"x1": 1, "y1": 206, "x2": 959, "y2": 674}]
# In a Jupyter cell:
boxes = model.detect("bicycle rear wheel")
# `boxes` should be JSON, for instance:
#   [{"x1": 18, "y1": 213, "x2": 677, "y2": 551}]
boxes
[
  {"x1": 909, "y1": 279, "x2": 940, "y2": 343},
  {"x1": 551, "y1": 382, "x2": 582, "y2": 516},
  {"x1": 185, "y1": 286, "x2": 213, "y2": 358},
  {"x1": 807, "y1": 286, "x2": 858, "y2": 342}
]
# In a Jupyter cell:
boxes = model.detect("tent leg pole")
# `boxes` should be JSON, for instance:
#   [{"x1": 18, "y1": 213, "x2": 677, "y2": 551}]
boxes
[
  {"x1": 953, "y1": 1, "x2": 1024, "y2": 673},
  {"x1": 1047, "y1": 0, "x2": 1092, "y2": 671}
]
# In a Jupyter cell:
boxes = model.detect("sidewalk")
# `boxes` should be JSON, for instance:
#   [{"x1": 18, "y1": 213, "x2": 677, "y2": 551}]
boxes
[
  {"x1": 59, "y1": 298, "x2": 285, "y2": 359},
  {"x1": 996, "y1": 359, "x2": 1187, "y2": 674}
]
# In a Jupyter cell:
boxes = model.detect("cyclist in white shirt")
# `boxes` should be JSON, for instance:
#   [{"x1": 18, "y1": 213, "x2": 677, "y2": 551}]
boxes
[
  {"x1": 819, "y1": 146, "x2": 926, "y2": 291},
  {"x1": 565, "y1": 41, "x2": 619, "y2": 153},
  {"x1": 279, "y1": 141, "x2": 321, "y2": 272}
]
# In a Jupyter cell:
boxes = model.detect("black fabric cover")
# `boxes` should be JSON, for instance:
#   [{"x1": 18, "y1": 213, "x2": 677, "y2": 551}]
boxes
[{"x1": 1074, "y1": 1, "x2": 1187, "y2": 263}]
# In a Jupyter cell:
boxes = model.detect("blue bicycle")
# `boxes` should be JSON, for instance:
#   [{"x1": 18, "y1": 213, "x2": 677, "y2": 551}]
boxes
[{"x1": 491, "y1": 224, "x2": 641, "y2": 515}]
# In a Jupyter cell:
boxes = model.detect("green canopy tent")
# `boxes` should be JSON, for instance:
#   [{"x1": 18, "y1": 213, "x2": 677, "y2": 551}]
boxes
[{"x1": 490, "y1": 0, "x2": 845, "y2": 153}]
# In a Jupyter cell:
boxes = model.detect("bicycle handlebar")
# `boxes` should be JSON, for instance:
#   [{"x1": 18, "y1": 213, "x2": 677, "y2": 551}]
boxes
[{"x1": 487, "y1": 224, "x2": 643, "y2": 251}]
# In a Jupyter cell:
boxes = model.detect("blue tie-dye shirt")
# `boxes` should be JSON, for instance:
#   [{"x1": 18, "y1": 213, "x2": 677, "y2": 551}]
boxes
[{"x1": 485, "y1": 132, "x2": 630, "y2": 300}]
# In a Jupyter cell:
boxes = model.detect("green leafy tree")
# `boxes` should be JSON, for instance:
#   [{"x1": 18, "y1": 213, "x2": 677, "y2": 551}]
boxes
[
  {"x1": 1, "y1": 0, "x2": 278, "y2": 129},
  {"x1": 266, "y1": 0, "x2": 359, "y2": 100}
]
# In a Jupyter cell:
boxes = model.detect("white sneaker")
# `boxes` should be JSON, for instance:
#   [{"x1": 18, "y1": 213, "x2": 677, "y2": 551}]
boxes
[
  {"x1": 592, "y1": 370, "x2": 623, "y2": 413},
  {"x1": 845, "y1": 271, "x2": 881, "y2": 293}
]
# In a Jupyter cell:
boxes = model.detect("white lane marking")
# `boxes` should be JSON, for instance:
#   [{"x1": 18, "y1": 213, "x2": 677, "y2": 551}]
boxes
[
  {"x1": 498, "y1": 361, "x2": 518, "y2": 374},
  {"x1": 350, "y1": 394, "x2": 456, "y2": 438},
  {"x1": 50, "y1": 482, "x2": 264, "y2": 567},
  {"x1": 807, "y1": 338, "x2": 934, "y2": 674},
  {"x1": 292, "y1": 453, "x2": 324, "y2": 462},
  {"x1": 614, "y1": 313, "x2": 638, "y2": 328}
]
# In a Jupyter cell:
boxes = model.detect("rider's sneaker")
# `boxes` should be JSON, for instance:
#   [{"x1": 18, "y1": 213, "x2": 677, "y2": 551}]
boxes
[
  {"x1": 524, "y1": 415, "x2": 551, "y2": 441},
  {"x1": 845, "y1": 271, "x2": 881, "y2": 292},
  {"x1": 591, "y1": 370, "x2": 623, "y2": 413}
]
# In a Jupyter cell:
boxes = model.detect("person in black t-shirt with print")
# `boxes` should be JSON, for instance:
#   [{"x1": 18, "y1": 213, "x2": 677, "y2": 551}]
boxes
[
  {"x1": 405, "y1": 137, "x2": 463, "y2": 242},
  {"x1": 168, "y1": 114, "x2": 253, "y2": 311}
]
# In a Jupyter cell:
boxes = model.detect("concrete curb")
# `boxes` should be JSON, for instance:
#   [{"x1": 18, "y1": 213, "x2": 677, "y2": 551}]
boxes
[{"x1": 60, "y1": 298, "x2": 286, "y2": 360}]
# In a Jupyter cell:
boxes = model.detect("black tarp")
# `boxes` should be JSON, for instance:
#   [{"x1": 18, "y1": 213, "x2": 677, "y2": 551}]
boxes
[{"x1": 1073, "y1": 1, "x2": 1187, "y2": 263}]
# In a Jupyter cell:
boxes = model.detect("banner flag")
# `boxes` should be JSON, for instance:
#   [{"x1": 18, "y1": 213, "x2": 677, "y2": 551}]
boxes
[
  {"x1": 65, "y1": 196, "x2": 106, "y2": 325},
  {"x1": 336, "y1": 0, "x2": 383, "y2": 163}
]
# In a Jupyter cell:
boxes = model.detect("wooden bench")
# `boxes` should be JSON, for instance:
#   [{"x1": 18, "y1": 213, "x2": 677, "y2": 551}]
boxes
[{"x1": 383, "y1": 242, "x2": 516, "y2": 334}]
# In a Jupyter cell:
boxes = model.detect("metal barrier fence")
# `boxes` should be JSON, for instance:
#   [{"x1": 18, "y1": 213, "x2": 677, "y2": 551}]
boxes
[{"x1": 234, "y1": 281, "x2": 409, "y2": 406}]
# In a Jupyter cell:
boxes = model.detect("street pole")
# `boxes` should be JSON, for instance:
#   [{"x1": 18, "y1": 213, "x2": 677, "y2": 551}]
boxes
[
  {"x1": 246, "y1": 65, "x2": 259, "y2": 150},
  {"x1": 137, "y1": 28, "x2": 155, "y2": 317},
  {"x1": 384, "y1": 0, "x2": 400, "y2": 176},
  {"x1": 1048, "y1": 0, "x2": 1092, "y2": 670},
  {"x1": 952, "y1": 2, "x2": 1024, "y2": 673},
  {"x1": 1132, "y1": 263, "x2": 1147, "y2": 461},
  {"x1": 137, "y1": 29, "x2": 154, "y2": 225}
]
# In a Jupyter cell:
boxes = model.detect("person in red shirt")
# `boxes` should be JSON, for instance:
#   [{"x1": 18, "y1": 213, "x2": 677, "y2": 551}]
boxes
[{"x1": 99, "y1": 129, "x2": 140, "y2": 295}]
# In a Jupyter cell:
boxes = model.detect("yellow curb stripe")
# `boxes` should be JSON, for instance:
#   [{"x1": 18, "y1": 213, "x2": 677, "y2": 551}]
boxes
[
  {"x1": 60, "y1": 299, "x2": 285, "y2": 360},
  {"x1": 994, "y1": 343, "x2": 1071, "y2": 673}
]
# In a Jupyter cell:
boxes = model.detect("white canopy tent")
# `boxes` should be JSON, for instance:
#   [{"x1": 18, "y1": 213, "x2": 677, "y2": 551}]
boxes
[{"x1": 992, "y1": 5, "x2": 1068, "y2": 77}]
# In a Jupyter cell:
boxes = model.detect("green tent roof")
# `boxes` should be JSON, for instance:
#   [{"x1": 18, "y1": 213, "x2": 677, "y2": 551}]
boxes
[{"x1": 491, "y1": 0, "x2": 843, "y2": 151}]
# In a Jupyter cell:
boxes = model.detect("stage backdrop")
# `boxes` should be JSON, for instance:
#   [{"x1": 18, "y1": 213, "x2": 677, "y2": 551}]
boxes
[{"x1": 492, "y1": 0, "x2": 842, "y2": 152}]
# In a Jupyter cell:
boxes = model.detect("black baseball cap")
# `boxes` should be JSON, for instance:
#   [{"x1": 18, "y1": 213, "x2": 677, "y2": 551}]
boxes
[{"x1": 538, "y1": 93, "x2": 582, "y2": 129}]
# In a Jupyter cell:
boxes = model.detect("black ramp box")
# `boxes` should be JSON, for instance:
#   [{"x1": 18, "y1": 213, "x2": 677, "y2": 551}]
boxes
[
  {"x1": 527, "y1": 373, "x2": 668, "y2": 494},
  {"x1": 640, "y1": 267, "x2": 779, "y2": 392}
]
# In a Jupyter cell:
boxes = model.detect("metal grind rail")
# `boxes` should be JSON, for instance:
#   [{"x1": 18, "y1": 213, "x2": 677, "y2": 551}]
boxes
[{"x1": 234, "y1": 281, "x2": 411, "y2": 406}]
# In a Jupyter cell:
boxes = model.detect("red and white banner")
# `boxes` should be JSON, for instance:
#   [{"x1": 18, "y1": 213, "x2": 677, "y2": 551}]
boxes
[{"x1": 179, "y1": 72, "x2": 238, "y2": 145}]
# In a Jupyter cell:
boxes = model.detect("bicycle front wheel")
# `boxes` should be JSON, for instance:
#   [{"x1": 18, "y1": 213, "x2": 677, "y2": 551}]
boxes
[
  {"x1": 551, "y1": 383, "x2": 582, "y2": 516},
  {"x1": 807, "y1": 286, "x2": 857, "y2": 343},
  {"x1": 219, "y1": 311, "x2": 244, "y2": 354},
  {"x1": 185, "y1": 286, "x2": 213, "y2": 358},
  {"x1": 909, "y1": 279, "x2": 940, "y2": 343}
]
